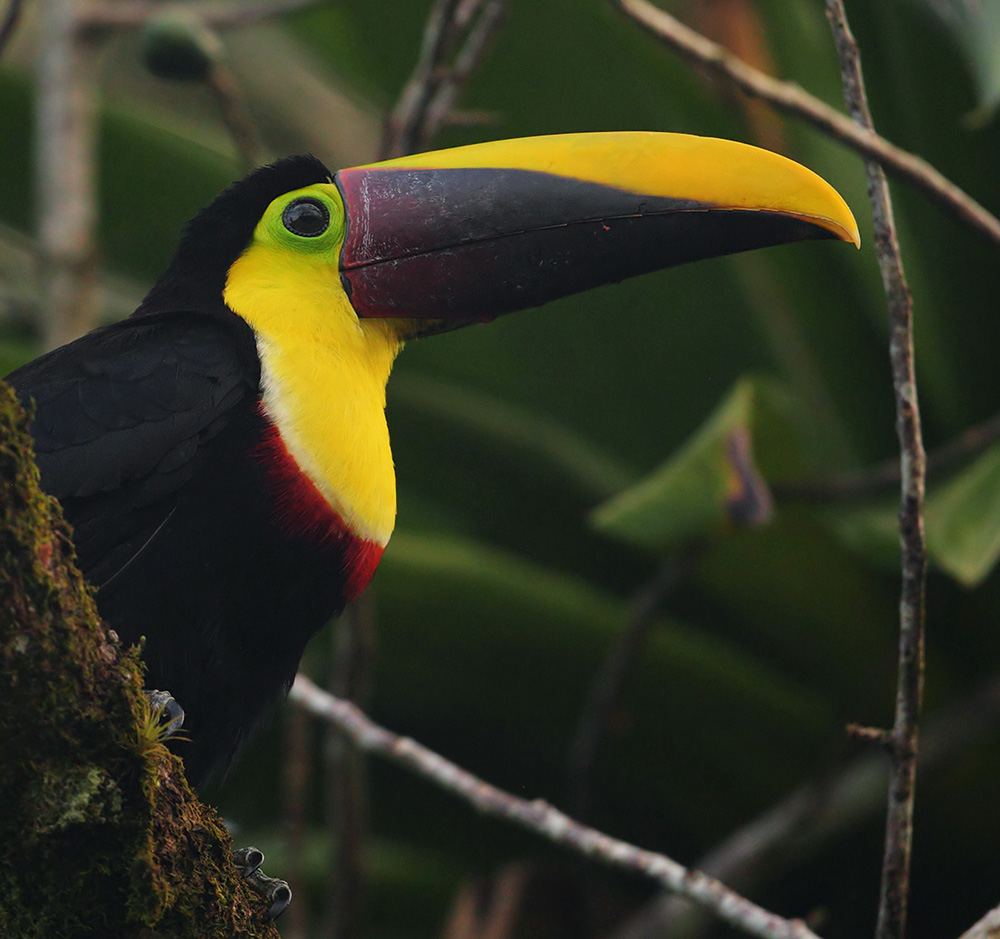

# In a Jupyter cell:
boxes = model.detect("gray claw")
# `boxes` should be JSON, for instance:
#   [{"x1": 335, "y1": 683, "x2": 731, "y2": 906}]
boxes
[
  {"x1": 144, "y1": 689, "x2": 185, "y2": 738},
  {"x1": 233, "y1": 846, "x2": 265, "y2": 877},
  {"x1": 233, "y1": 846, "x2": 291, "y2": 920},
  {"x1": 249, "y1": 869, "x2": 292, "y2": 920}
]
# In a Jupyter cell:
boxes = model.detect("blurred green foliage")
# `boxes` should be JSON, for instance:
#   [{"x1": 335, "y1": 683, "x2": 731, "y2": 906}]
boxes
[{"x1": 2, "y1": 0, "x2": 1000, "y2": 936}]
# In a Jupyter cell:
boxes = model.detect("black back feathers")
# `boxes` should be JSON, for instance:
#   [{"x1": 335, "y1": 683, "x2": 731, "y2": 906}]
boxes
[{"x1": 137, "y1": 154, "x2": 332, "y2": 316}]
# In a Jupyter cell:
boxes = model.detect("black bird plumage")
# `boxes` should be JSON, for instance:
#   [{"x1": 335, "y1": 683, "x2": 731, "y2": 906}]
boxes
[{"x1": 7, "y1": 156, "x2": 349, "y2": 785}]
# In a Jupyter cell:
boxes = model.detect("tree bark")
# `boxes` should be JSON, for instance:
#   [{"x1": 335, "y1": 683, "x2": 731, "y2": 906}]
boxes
[{"x1": 0, "y1": 380, "x2": 279, "y2": 939}]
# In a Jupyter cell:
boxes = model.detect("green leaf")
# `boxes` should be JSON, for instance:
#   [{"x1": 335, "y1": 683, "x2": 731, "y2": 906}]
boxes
[
  {"x1": 590, "y1": 378, "x2": 775, "y2": 549},
  {"x1": 909, "y1": 0, "x2": 1000, "y2": 120},
  {"x1": 824, "y1": 501, "x2": 900, "y2": 574},
  {"x1": 825, "y1": 444, "x2": 1000, "y2": 587},
  {"x1": 140, "y1": 12, "x2": 222, "y2": 83},
  {"x1": 926, "y1": 444, "x2": 1000, "y2": 586},
  {"x1": 390, "y1": 372, "x2": 636, "y2": 500}
]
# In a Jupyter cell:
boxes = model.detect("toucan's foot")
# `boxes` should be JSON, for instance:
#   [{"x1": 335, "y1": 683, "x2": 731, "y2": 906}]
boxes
[
  {"x1": 233, "y1": 846, "x2": 264, "y2": 877},
  {"x1": 233, "y1": 846, "x2": 292, "y2": 920},
  {"x1": 144, "y1": 689, "x2": 185, "y2": 738}
]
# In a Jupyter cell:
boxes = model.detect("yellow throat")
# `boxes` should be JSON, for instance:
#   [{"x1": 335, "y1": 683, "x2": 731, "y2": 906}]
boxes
[{"x1": 224, "y1": 239, "x2": 402, "y2": 547}]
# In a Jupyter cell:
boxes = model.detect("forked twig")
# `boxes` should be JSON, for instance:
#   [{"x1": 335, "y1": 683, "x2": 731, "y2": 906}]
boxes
[{"x1": 381, "y1": 0, "x2": 504, "y2": 159}]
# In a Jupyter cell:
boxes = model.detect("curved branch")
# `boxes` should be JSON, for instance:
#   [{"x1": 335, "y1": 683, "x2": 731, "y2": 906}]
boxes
[{"x1": 608, "y1": 0, "x2": 1000, "y2": 249}]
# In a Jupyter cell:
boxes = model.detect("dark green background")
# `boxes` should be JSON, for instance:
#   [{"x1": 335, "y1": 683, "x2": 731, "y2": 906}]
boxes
[{"x1": 2, "y1": 0, "x2": 999, "y2": 935}]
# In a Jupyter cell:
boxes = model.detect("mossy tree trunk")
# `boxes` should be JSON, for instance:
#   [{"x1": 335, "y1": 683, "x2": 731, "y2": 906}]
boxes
[{"x1": 0, "y1": 380, "x2": 280, "y2": 939}]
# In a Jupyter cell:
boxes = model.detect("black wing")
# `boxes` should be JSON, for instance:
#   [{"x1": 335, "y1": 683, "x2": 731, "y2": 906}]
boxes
[{"x1": 6, "y1": 310, "x2": 260, "y2": 588}]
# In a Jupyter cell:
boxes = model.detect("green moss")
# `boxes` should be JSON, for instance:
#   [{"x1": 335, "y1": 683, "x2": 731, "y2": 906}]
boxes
[{"x1": 29, "y1": 766, "x2": 124, "y2": 835}]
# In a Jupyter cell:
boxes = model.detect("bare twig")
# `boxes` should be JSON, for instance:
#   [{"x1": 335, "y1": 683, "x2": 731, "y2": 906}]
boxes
[
  {"x1": 35, "y1": 0, "x2": 101, "y2": 348},
  {"x1": 568, "y1": 547, "x2": 701, "y2": 813},
  {"x1": 607, "y1": 0, "x2": 1000, "y2": 250},
  {"x1": 846, "y1": 723, "x2": 891, "y2": 745},
  {"x1": 611, "y1": 675, "x2": 1000, "y2": 939},
  {"x1": 380, "y1": 0, "x2": 462, "y2": 160},
  {"x1": 290, "y1": 675, "x2": 821, "y2": 939},
  {"x1": 443, "y1": 862, "x2": 535, "y2": 938},
  {"x1": 283, "y1": 705, "x2": 312, "y2": 939},
  {"x1": 34, "y1": 0, "x2": 292, "y2": 349},
  {"x1": 823, "y1": 4, "x2": 926, "y2": 939},
  {"x1": 960, "y1": 904, "x2": 1000, "y2": 939},
  {"x1": 443, "y1": 107, "x2": 502, "y2": 127},
  {"x1": 0, "y1": 0, "x2": 23, "y2": 59},
  {"x1": 775, "y1": 409, "x2": 1000, "y2": 504},
  {"x1": 324, "y1": 597, "x2": 375, "y2": 939},
  {"x1": 380, "y1": 0, "x2": 504, "y2": 160},
  {"x1": 206, "y1": 61, "x2": 267, "y2": 170},
  {"x1": 140, "y1": 12, "x2": 266, "y2": 168},
  {"x1": 422, "y1": 0, "x2": 504, "y2": 143},
  {"x1": 79, "y1": 0, "x2": 321, "y2": 31}
]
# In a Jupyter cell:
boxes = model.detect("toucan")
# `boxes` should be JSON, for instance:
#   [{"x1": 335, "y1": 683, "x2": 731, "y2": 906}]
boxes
[{"x1": 7, "y1": 133, "x2": 858, "y2": 787}]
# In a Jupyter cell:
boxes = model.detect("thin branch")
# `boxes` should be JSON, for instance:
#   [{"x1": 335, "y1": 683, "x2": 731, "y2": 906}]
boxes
[
  {"x1": 568, "y1": 547, "x2": 701, "y2": 813},
  {"x1": 775, "y1": 410, "x2": 1000, "y2": 505},
  {"x1": 0, "y1": 0, "x2": 23, "y2": 60},
  {"x1": 422, "y1": 0, "x2": 505, "y2": 144},
  {"x1": 324, "y1": 596, "x2": 375, "y2": 939},
  {"x1": 35, "y1": 0, "x2": 101, "y2": 348},
  {"x1": 79, "y1": 0, "x2": 322, "y2": 31},
  {"x1": 611, "y1": 674, "x2": 1000, "y2": 939},
  {"x1": 823, "y1": 5, "x2": 926, "y2": 939},
  {"x1": 607, "y1": 0, "x2": 1000, "y2": 250},
  {"x1": 206, "y1": 60, "x2": 268, "y2": 170},
  {"x1": 282, "y1": 704, "x2": 312, "y2": 939},
  {"x1": 289, "y1": 675, "x2": 822, "y2": 939},
  {"x1": 442, "y1": 107, "x2": 502, "y2": 127},
  {"x1": 380, "y1": 0, "x2": 464, "y2": 160},
  {"x1": 960, "y1": 905, "x2": 1000, "y2": 939},
  {"x1": 380, "y1": 0, "x2": 504, "y2": 160}
]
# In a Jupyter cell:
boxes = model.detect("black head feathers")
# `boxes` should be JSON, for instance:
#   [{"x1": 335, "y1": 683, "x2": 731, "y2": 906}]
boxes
[{"x1": 137, "y1": 155, "x2": 333, "y2": 316}]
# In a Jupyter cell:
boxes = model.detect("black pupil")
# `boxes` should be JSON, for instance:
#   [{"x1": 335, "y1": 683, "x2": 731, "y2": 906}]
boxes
[{"x1": 282, "y1": 198, "x2": 329, "y2": 237}]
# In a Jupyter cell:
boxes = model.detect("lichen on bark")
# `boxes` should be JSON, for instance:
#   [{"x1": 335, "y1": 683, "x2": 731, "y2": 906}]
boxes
[{"x1": 0, "y1": 380, "x2": 279, "y2": 939}]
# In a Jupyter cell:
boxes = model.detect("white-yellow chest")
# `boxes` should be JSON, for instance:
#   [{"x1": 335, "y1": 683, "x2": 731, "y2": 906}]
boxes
[{"x1": 223, "y1": 245, "x2": 402, "y2": 546}]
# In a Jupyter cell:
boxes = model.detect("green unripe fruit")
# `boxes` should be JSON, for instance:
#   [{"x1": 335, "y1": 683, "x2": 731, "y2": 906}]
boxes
[{"x1": 140, "y1": 12, "x2": 222, "y2": 82}]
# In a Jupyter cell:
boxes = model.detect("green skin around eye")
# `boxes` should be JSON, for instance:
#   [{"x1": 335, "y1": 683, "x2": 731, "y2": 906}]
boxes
[{"x1": 259, "y1": 183, "x2": 346, "y2": 259}]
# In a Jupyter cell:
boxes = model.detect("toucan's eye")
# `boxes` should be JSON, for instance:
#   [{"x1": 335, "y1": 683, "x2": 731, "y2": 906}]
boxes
[{"x1": 282, "y1": 198, "x2": 330, "y2": 237}]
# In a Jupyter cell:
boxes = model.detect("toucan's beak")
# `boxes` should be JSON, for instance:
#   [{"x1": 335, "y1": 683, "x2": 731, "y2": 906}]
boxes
[{"x1": 335, "y1": 132, "x2": 859, "y2": 331}]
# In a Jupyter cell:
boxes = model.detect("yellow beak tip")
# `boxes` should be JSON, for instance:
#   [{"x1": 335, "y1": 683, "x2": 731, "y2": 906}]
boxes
[{"x1": 820, "y1": 211, "x2": 861, "y2": 249}]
